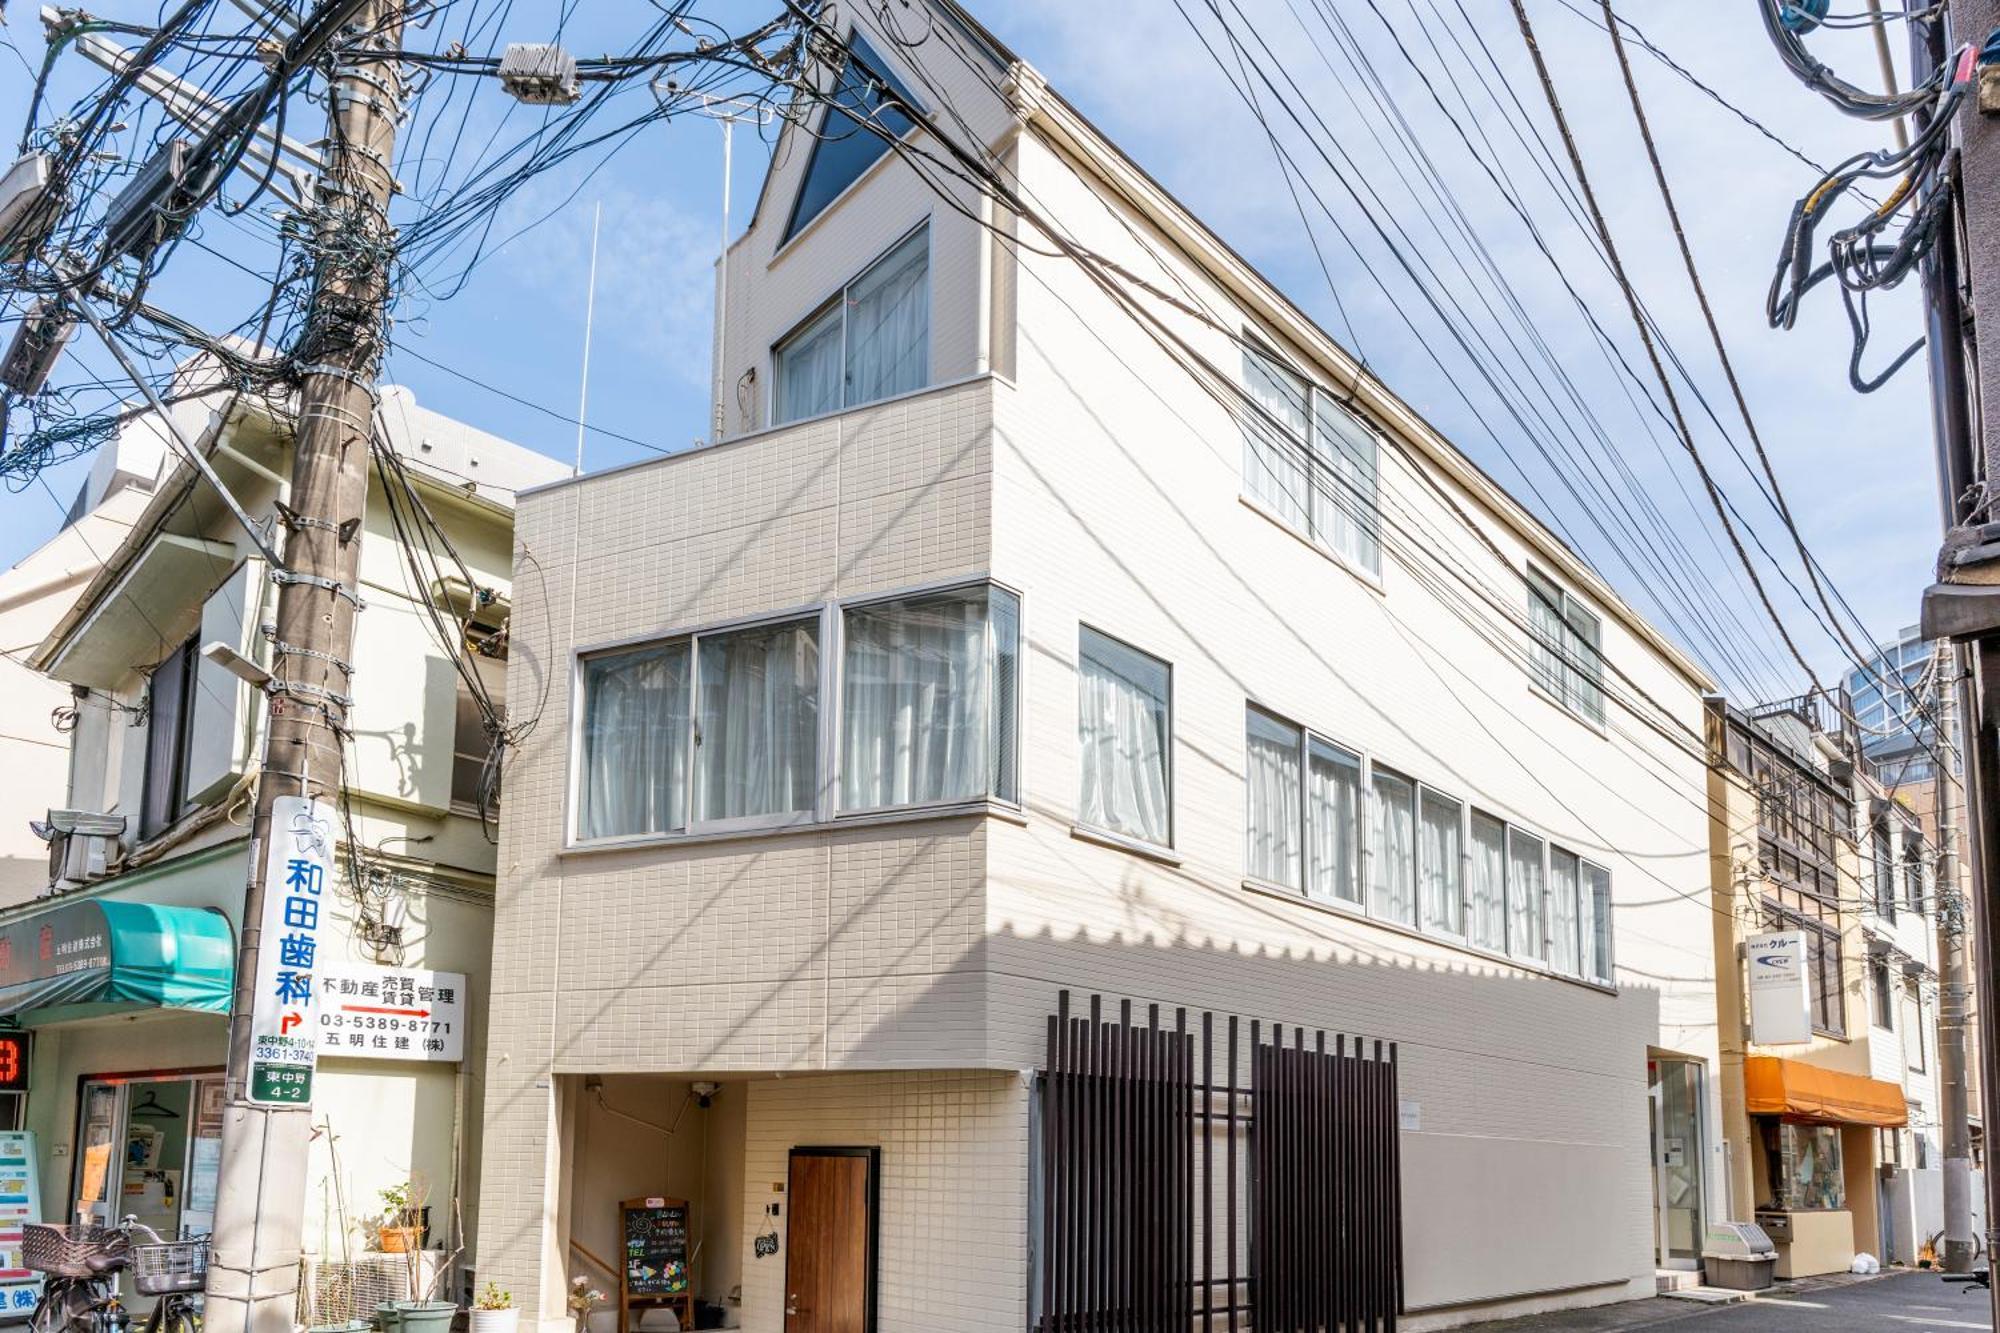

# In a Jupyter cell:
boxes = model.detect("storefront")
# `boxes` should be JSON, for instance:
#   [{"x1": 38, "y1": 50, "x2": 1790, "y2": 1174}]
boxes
[{"x1": 1744, "y1": 1055, "x2": 1907, "y2": 1277}]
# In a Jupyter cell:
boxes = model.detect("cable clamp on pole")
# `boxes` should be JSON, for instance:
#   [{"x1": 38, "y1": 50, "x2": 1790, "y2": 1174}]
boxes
[
  {"x1": 269, "y1": 640, "x2": 356, "y2": 677},
  {"x1": 296, "y1": 361, "x2": 383, "y2": 398},
  {"x1": 269, "y1": 568, "x2": 366, "y2": 609},
  {"x1": 270, "y1": 680, "x2": 354, "y2": 712}
]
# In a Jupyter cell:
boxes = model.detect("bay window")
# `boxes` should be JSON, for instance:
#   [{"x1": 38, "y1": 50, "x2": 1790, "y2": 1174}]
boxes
[
  {"x1": 1419, "y1": 790, "x2": 1464, "y2": 936},
  {"x1": 1370, "y1": 768, "x2": 1417, "y2": 926},
  {"x1": 1240, "y1": 344, "x2": 1381, "y2": 575},
  {"x1": 1078, "y1": 628, "x2": 1172, "y2": 848},
  {"x1": 840, "y1": 585, "x2": 1018, "y2": 811},
  {"x1": 774, "y1": 225, "x2": 930, "y2": 425}
]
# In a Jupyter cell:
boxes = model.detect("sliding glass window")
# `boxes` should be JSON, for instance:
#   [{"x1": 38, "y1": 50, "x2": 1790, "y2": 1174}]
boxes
[
  {"x1": 1078, "y1": 628, "x2": 1173, "y2": 847},
  {"x1": 1468, "y1": 811, "x2": 1508, "y2": 952},
  {"x1": 1508, "y1": 828, "x2": 1547, "y2": 962},
  {"x1": 1371, "y1": 768, "x2": 1417, "y2": 927},
  {"x1": 1245, "y1": 708, "x2": 1304, "y2": 888},
  {"x1": 1548, "y1": 846, "x2": 1582, "y2": 976},
  {"x1": 774, "y1": 226, "x2": 930, "y2": 425},
  {"x1": 1419, "y1": 790, "x2": 1464, "y2": 936},
  {"x1": 1307, "y1": 738, "x2": 1363, "y2": 906}
]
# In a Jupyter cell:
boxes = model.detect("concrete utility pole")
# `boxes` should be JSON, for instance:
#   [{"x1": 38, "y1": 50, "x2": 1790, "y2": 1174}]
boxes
[
  {"x1": 1935, "y1": 671, "x2": 1976, "y2": 1273},
  {"x1": 205, "y1": 3, "x2": 403, "y2": 1331}
]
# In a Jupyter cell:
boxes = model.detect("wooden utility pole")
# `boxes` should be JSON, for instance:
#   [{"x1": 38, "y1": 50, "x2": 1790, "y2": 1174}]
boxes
[
  {"x1": 1935, "y1": 674, "x2": 1976, "y2": 1273},
  {"x1": 204, "y1": 2, "x2": 403, "y2": 1330}
]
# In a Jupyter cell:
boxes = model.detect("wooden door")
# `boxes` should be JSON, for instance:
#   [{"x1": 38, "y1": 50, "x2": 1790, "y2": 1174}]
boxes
[{"x1": 783, "y1": 1148, "x2": 877, "y2": 1333}]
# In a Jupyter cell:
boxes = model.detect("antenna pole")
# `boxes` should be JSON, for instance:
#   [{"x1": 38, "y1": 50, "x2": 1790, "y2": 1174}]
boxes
[{"x1": 575, "y1": 200, "x2": 602, "y2": 477}]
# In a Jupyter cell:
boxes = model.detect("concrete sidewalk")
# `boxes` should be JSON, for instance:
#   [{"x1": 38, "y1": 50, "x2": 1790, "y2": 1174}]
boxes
[{"x1": 1453, "y1": 1270, "x2": 1981, "y2": 1332}]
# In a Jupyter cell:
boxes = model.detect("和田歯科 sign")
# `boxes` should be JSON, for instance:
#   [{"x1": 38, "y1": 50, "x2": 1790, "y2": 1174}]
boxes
[
  {"x1": 247, "y1": 796, "x2": 335, "y2": 1106},
  {"x1": 317, "y1": 963, "x2": 467, "y2": 1063}
]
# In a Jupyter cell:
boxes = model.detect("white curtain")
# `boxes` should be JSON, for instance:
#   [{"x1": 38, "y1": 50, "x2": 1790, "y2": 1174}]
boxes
[
  {"x1": 1582, "y1": 862, "x2": 1612, "y2": 981},
  {"x1": 775, "y1": 305, "x2": 843, "y2": 425},
  {"x1": 1468, "y1": 813, "x2": 1507, "y2": 951},
  {"x1": 841, "y1": 589, "x2": 1006, "y2": 810},
  {"x1": 1312, "y1": 395, "x2": 1380, "y2": 575},
  {"x1": 695, "y1": 619, "x2": 820, "y2": 822},
  {"x1": 1527, "y1": 571, "x2": 1565, "y2": 700},
  {"x1": 1508, "y1": 830, "x2": 1546, "y2": 960},
  {"x1": 1564, "y1": 601, "x2": 1604, "y2": 722},
  {"x1": 1419, "y1": 791, "x2": 1462, "y2": 934},
  {"x1": 1241, "y1": 348, "x2": 1309, "y2": 530},
  {"x1": 579, "y1": 643, "x2": 689, "y2": 839},
  {"x1": 1078, "y1": 631, "x2": 1170, "y2": 845},
  {"x1": 845, "y1": 229, "x2": 929, "y2": 407},
  {"x1": 1307, "y1": 741, "x2": 1362, "y2": 904},
  {"x1": 1548, "y1": 848, "x2": 1581, "y2": 975},
  {"x1": 1245, "y1": 711, "x2": 1302, "y2": 889},
  {"x1": 1371, "y1": 771, "x2": 1416, "y2": 925}
]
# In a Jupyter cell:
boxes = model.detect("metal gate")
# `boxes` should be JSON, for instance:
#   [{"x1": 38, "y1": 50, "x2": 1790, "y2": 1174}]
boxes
[{"x1": 1036, "y1": 991, "x2": 1402, "y2": 1332}]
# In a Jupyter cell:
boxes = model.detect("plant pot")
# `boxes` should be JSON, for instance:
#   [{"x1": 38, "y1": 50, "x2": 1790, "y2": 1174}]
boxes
[
  {"x1": 375, "y1": 1303, "x2": 404, "y2": 1333},
  {"x1": 309, "y1": 1322, "x2": 373, "y2": 1333},
  {"x1": 379, "y1": 1226, "x2": 422, "y2": 1254},
  {"x1": 391, "y1": 1300, "x2": 457, "y2": 1333},
  {"x1": 470, "y1": 1309, "x2": 518, "y2": 1333}
]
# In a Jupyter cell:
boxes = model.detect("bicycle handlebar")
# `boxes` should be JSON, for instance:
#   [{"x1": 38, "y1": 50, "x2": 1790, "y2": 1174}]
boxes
[{"x1": 116, "y1": 1216, "x2": 164, "y2": 1245}]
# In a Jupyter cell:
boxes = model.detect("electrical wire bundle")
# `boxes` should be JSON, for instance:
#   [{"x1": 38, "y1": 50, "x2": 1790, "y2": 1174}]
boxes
[
  {"x1": 1760, "y1": 0, "x2": 1952, "y2": 119},
  {"x1": 1766, "y1": 35, "x2": 1978, "y2": 391}
]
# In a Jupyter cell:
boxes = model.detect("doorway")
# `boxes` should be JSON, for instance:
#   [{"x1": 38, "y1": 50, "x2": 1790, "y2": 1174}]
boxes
[
  {"x1": 1648, "y1": 1057, "x2": 1707, "y2": 1270},
  {"x1": 782, "y1": 1147, "x2": 877, "y2": 1333},
  {"x1": 72, "y1": 1071, "x2": 225, "y2": 1241}
]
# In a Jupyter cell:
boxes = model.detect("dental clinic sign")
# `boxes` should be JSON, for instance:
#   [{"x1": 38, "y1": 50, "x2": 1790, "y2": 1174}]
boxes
[
  {"x1": 1746, "y1": 929, "x2": 1812, "y2": 1046},
  {"x1": 247, "y1": 796, "x2": 334, "y2": 1106}
]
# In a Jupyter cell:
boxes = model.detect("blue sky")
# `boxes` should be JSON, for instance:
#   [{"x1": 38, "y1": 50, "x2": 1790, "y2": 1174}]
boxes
[{"x1": 0, "y1": 2, "x2": 1943, "y2": 700}]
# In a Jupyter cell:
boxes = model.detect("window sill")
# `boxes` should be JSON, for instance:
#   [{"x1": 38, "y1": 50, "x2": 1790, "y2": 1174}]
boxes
[
  {"x1": 1069, "y1": 823, "x2": 1182, "y2": 866},
  {"x1": 1240, "y1": 878, "x2": 1619, "y2": 995},
  {"x1": 1237, "y1": 495, "x2": 1385, "y2": 596},
  {"x1": 563, "y1": 798, "x2": 1026, "y2": 856}
]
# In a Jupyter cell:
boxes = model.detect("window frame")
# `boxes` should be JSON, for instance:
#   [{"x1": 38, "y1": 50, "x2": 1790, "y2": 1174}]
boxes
[
  {"x1": 1241, "y1": 704, "x2": 1369, "y2": 909},
  {"x1": 1870, "y1": 955, "x2": 1895, "y2": 1032},
  {"x1": 1525, "y1": 565, "x2": 1606, "y2": 727},
  {"x1": 1237, "y1": 339, "x2": 1384, "y2": 582},
  {"x1": 139, "y1": 635, "x2": 201, "y2": 842},
  {"x1": 566, "y1": 577, "x2": 1024, "y2": 848},
  {"x1": 771, "y1": 221, "x2": 933, "y2": 428},
  {"x1": 1074, "y1": 624, "x2": 1175, "y2": 855},
  {"x1": 1367, "y1": 764, "x2": 1420, "y2": 929},
  {"x1": 777, "y1": 30, "x2": 929, "y2": 249}
]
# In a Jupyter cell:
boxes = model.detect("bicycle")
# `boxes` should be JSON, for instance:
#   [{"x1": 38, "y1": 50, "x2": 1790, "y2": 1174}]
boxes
[{"x1": 22, "y1": 1217, "x2": 207, "y2": 1333}]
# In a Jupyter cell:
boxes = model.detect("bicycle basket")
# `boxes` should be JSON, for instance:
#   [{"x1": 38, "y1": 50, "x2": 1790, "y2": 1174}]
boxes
[
  {"x1": 21, "y1": 1225, "x2": 128, "y2": 1280},
  {"x1": 131, "y1": 1239, "x2": 207, "y2": 1296}
]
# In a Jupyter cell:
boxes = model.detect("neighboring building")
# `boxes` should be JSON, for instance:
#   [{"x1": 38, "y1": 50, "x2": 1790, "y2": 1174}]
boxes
[
  {"x1": 1705, "y1": 690, "x2": 1962, "y2": 1276},
  {"x1": 474, "y1": 5, "x2": 1723, "y2": 1330},
  {"x1": 0, "y1": 421, "x2": 170, "y2": 903},
  {"x1": 3, "y1": 385, "x2": 563, "y2": 1316},
  {"x1": 1848, "y1": 624, "x2": 1942, "y2": 789}
]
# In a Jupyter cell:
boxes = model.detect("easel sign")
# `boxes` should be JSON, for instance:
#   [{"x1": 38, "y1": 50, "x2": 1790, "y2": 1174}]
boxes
[{"x1": 618, "y1": 1196, "x2": 692, "y2": 1333}]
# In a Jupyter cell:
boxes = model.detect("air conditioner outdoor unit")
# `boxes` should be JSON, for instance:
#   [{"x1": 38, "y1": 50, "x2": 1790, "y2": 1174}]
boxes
[{"x1": 35, "y1": 811, "x2": 125, "y2": 887}]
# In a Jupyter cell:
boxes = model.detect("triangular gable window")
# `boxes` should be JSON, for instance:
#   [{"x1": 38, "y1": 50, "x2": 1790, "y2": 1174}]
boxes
[{"x1": 782, "y1": 33, "x2": 924, "y2": 244}]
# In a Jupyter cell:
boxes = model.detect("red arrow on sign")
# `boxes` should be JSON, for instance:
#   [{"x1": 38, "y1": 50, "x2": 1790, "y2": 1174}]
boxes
[{"x1": 342, "y1": 1004, "x2": 430, "y2": 1018}]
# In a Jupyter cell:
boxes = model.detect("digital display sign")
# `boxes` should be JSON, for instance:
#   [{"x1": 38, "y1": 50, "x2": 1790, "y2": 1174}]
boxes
[{"x1": 0, "y1": 1034, "x2": 30, "y2": 1094}]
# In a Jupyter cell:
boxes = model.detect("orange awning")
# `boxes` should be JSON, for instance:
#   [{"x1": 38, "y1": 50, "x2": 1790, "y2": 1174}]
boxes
[{"x1": 1744, "y1": 1055, "x2": 1908, "y2": 1127}]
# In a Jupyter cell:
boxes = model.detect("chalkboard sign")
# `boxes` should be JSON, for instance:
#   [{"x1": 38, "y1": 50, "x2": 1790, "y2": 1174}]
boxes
[{"x1": 617, "y1": 1197, "x2": 692, "y2": 1333}]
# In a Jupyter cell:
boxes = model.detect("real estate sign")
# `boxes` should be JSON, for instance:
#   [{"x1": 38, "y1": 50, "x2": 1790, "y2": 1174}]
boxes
[
  {"x1": 0, "y1": 1130, "x2": 42, "y2": 1321},
  {"x1": 1746, "y1": 929, "x2": 1812, "y2": 1046},
  {"x1": 317, "y1": 963, "x2": 467, "y2": 1062},
  {"x1": 247, "y1": 796, "x2": 334, "y2": 1106}
]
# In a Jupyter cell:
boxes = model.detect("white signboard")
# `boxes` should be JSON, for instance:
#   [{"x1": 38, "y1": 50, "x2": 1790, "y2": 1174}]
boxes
[
  {"x1": 317, "y1": 964, "x2": 467, "y2": 1063},
  {"x1": 1747, "y1": 929, "x2": 1812, "y2": 1046},
  {"x1": 249, "y1": 796, "x2": 335, "y2": 1106},
  {"x1": 0, "y1": 1131, "x2": 42, "y2": 1321}
]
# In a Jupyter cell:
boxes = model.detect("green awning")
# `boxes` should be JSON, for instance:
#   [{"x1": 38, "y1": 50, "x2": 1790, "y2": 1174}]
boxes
[{"x1": 0, "y1": 899, "x2": 234, "y2": 1018}]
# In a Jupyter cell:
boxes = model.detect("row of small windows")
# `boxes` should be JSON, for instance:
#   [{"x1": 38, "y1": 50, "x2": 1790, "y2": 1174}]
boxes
[{"x1": 575, "y1": 589, "x2": 1615, "y2": 987}]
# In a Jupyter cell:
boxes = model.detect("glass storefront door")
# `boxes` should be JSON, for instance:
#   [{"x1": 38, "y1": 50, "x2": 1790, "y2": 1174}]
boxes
[
  {"x1": 71, "y1": 1073, "x2": 225, "y2": 1240},
  {"x1": 1649, "y1": 1057, "x2": 1707, "y2": 1269}
]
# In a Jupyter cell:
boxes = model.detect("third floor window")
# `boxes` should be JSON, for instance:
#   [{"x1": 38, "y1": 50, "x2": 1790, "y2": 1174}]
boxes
[{"x1": 774, "y1": 225, "x2": 930, "y2": 426}]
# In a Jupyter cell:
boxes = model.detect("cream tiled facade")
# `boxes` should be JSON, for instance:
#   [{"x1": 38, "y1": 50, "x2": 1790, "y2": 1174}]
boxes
[{"x1": 476, "y1": 4, "x2": 1724, "y2": 1329}]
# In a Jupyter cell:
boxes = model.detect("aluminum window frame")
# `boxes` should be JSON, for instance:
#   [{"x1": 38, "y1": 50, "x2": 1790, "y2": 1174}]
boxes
[
  {"x1": 771, "y1": 221, "x2": 933, "y2": 428},
  {"x1": 565, "y1": 575, "x2": 1024, "y2": 849},
  {"x1": 1074, "y1": 623, "x2": 1175, "y2": 854},
  {"x1": 1237, "y1": 338, "x2": 1385, "y2": 584},
  {"x1": 1526, "y1": 564, "x2": 1607, "y2": 728}
]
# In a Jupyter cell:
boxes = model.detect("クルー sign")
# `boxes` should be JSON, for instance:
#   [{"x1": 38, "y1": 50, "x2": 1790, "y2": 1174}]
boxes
[
  {"x1": 248, "y1": 796, "x2": 334, "y2": 1106},
  {"x1": 317, "y1": 963, "x2": 467, "y2": 1063}
]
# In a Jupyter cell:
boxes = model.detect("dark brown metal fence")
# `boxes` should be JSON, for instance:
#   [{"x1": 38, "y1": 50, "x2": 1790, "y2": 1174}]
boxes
[{"x1": 1037, "y1": 991, "x2": 1401, "y2": 1333}]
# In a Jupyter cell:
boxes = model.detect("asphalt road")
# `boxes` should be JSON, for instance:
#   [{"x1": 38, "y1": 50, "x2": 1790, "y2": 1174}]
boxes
[{"x1": 1462, "y1": 1272, "x2": 1993, "y2": 1332}]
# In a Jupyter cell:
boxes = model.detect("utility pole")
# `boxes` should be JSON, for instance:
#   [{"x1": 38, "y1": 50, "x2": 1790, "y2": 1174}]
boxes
[
  {"x1": 1935, "y1": 661, "x2": 1976, "y2": 1273},
  {"x1": 205, "y1": 3, "x2": 403, "y2": 1331}
]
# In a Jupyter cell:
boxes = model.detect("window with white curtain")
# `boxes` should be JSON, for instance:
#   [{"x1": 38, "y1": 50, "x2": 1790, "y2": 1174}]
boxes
[
  {"x1": 1078, "y1": 628, "x2": 1172, "y2": 847},
  {"x1": 1371, "y1": 768, "x2": 1417, "y2": 926},
  {"x1": 578, "y1": 641, "x2": 691, "y2": 840},
  {"x1": 1240, "y1": 345, "x2": 1381, "y2": 575},
  {"x1": 1308, "y1": 738, "x2": 1363, "y2": 905},
  {"x1": 1245, "y1": 708, "x2": 1303, "y2": 888},
  {"x1": 1527, "y1": 567, "x2": 1605, "y2": 725},
  {"x1": 1548, "y1": 846, "x2": 1582, "y2": 976},
  {"x1": 1419, "y1": 790, "x2": 1464, "y2": 936},
  {"x1": 840, "y1": 585, "x2": 1018, "y2": 812},
  {"x1": 773, "y1": 225, "x2": 930, "y2": 426},
  {"x1": 1582, "y1": 860, "x2": 1613, "y2": 983},
  {"x1": 1508, "y1": 828, "x2": 1547, "y2": 962},
  {"x1": 695, "y1": 618, "x2": 821, "y2": 824},
  {"x1": 1468, "y1": 811, "x2": 1508, "y2": 951}
]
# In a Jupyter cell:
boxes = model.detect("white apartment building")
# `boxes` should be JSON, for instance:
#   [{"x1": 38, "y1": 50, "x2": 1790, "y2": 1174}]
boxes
[
  {"x1": 1, "y1": 384, "x2": 562, "y2": 1319},
  {"x1": 474, "y1": 5, "x2": 1721, "y2": 1329}
]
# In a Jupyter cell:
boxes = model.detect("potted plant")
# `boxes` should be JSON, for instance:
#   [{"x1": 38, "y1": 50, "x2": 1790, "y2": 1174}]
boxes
[
  {"x1": 385, "y1": 1191, "x2": 462, "y2": 1333},
  {"x1": 470, "y1": 1283, "x2": 516, "y2": 1333},
  {"x1": 377, "y1": 1181, "x2": 423, "y2": 1254},
  {"x1": 565, "y1": 1277, "x2": 607, "y2": 1333}
]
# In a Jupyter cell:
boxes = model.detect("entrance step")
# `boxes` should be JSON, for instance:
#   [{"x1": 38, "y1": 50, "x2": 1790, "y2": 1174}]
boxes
[
  {"x1": 1655, "y1": 1270, "x2": 1702, "y2": 1294},
  {"x1": 1659, "y1": 1286, "x2": 1753, "y2": 1305}
]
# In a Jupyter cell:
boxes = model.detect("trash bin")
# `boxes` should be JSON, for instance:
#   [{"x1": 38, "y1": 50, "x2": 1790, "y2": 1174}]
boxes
[{"x1": 1702, "y1": 1221, "x2": 1779, "y2": 1291}]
